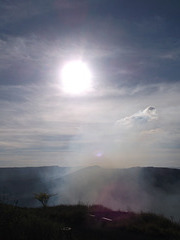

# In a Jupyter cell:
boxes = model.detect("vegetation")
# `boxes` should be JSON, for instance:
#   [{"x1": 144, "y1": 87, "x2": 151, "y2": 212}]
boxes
[
  {"x1": 34, "y1": 192, "x2": 55, "y2": 207},
  {"x1": 0, "y1": 203, "x2": 180, "y2": 240}
]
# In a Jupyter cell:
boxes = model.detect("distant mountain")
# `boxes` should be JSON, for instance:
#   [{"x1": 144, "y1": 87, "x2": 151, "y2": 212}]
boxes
[
  {"x1": 1, "y1": 165, "x2": 180, "y2": 220},
  {"x1": 0, "y1": 166, "x2": 71, "y2": 206},
  {"x1": 59, "y1": 166, "x2": 180, "y2": 219}
]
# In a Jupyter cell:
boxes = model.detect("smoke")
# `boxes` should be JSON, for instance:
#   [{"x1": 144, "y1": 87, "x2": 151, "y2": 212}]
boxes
[
  {"x1": 53, "y1": 166, "x2": 180, "y2": 221},
  {"x1": 1, "y1": 165, "x2": 180, "y2": 221}
]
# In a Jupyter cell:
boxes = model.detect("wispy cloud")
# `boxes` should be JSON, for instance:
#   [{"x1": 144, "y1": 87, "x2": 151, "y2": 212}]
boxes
[
  {"x1": 0, "y1": 0, "x2": 50, "y2": 27},
  {"x1": 0, "y1": 81, "x2": 180, "y2": 167},
  {"x1": 0, "y1": 0, "x2": 180, "y2": 167},
  {"x1": 116, "y1": 106, "x2": 158, "y2": 128}
]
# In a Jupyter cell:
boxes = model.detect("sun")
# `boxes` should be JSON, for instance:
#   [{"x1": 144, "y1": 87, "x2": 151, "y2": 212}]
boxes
[{"x1": 61, "y1": 60, "x2": 92, "y2": 94}]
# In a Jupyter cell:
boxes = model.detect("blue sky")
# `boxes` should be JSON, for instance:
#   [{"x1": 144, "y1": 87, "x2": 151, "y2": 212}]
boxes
[{"x1": 0, "y1": 0, "x2": 180, "y2": 168}]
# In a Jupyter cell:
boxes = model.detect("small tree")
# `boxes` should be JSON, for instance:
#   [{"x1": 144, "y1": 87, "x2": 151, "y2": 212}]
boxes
[{"x1": 34, "y1": 192, "x2": 55, "y2": 207}]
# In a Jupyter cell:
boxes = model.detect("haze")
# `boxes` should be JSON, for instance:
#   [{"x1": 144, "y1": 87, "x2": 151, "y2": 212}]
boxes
[{"x1": 0, "y1": 0, "x2": 180, "y2": 168}]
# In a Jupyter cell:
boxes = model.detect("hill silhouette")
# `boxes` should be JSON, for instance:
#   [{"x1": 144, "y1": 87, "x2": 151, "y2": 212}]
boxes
[{"x1": 1, "y1": 166, "x2": 180, "y2": 220}]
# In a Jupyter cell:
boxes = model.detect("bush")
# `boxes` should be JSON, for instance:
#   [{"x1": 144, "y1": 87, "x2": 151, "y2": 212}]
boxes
[{"x1": 1, "y1": 203, "x2": 180, "y2": 240}]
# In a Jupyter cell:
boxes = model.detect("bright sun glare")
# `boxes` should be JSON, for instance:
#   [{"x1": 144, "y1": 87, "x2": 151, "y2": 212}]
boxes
[{"x1": 61, "y1": 60, "x2": 92, "y2": 94}]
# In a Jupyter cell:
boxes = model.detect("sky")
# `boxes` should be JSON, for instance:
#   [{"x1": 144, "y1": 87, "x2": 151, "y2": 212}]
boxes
[{"x1": 0, "y1": 0, "x2": 180, "y2": 168}]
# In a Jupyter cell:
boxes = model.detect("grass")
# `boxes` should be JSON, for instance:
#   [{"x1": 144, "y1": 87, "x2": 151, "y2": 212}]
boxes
[{"x1": 0, "y1": 203, "x2": 180, "y2": 240}]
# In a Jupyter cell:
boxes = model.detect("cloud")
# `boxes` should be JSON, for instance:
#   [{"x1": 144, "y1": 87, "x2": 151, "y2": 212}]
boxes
[
  {"x1": 143, "y1": 106, "x2": 158, "y2": 119},
  {"x1": 55, "y1": 0, "x2": 88, "y2": 10},
  {"x1": 0, "y1": 0, "x2": 50, "y2": 27},
  {"x1": 116, "y1": 106, "x2": 158, "y2": 128},
  {"x1": 0, "y1": 81, "x2": 179, "y2": 168}
]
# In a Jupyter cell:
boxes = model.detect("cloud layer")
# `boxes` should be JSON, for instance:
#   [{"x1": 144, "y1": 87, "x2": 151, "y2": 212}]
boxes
[{"x1": 0, "y1": 0, "x2": 180, "y2": 168}]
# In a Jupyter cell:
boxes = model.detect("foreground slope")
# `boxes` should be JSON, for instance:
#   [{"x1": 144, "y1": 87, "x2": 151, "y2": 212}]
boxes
[
  {"x1": 1, "y1": 166, "x2": 180, "y2": 219},
  {"x1": 0, "y1": 203, "x2": 180, "y2": 240}
]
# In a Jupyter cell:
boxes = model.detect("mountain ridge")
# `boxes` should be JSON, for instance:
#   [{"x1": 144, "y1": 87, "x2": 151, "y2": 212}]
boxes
[{"x1": 1, "y1": 165, "x2": 180, "y2": 220}]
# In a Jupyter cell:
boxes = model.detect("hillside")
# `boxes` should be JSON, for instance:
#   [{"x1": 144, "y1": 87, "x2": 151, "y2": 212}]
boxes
[
  {"x1": 1, "y1": 203, "x2": 180, "y2": 240},
  {"x1": 1, "y1": 166, "x2": 180, "y2": 220},
  {"x1": 0, "y1": 166, "x2": 74, "y2": 206}
]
